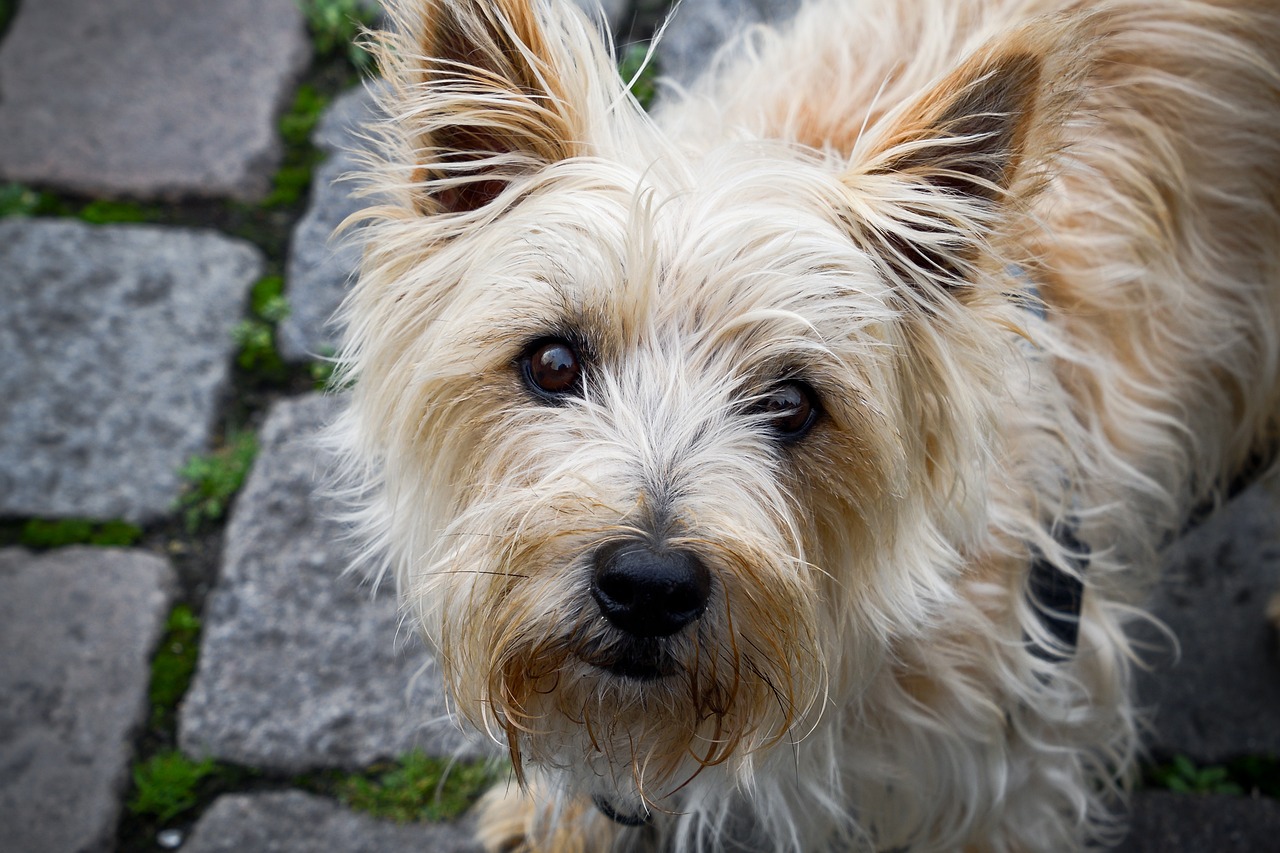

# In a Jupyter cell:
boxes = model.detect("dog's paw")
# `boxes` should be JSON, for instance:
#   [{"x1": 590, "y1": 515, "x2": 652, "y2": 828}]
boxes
[{"x1": 473, "y1": 779, "x2": 622, "y2": 853}]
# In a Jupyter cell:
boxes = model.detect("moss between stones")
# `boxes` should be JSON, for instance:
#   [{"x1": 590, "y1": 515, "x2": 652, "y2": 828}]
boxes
[
  {"x1": 175, "y1": 431, "x2": 259, "y2": 533},
  {"x1": 306, "y1": 753, "x2": 506, "y2": 823},
  {"x1": 147, "y1": 604, "x2": 202, "y2": 731},
  {"x1": 16, "y1": 518, "x2": 144, "y2": 549},
  {"x1": 128, "y1": 751, "x2": 220, "y2": 824}
]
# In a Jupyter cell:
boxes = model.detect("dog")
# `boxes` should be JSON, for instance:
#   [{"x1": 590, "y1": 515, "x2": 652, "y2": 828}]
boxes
[{"x1": 332, "y1": 0, "x2": 1280, "y2": 849}]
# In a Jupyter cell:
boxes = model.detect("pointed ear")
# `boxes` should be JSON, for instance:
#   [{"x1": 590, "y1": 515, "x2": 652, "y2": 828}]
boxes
[
  {"x1": 844, "y1": 39, "x2": 1061, "y2": 286},
  {"x1": 394, "y1": 0, "x2": 583, "y2": 215}
]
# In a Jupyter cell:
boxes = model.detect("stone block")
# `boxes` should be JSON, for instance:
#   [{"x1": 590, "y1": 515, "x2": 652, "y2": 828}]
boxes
[
  {"x1": 0, "y1": 547, "x2": 175, "y2": 853},
  {"x1": 179, "y1": 394, "x2": 481, "y2": 772},
  {"x1": 1137, "y1": 485, "x2": 1280, "y2": 762},
  {"x1": 184, "y1": 791, "x2": 481, "y2": 853},
  {"x1": 0, "y1": 0, "x2": 310, "y2": 200},
  {"x1": 0, "y1": 219, "x2": 262, "y2": 523},
  {"x1": 280, "y1": 87, "x2": 385, "y2": 364},
  {"x1": 1117, "y1": 791, "x2": 1280, "y2": 852}
]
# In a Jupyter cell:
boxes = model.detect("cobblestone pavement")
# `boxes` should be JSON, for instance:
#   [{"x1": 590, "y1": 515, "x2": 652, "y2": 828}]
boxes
[{"x1": 1, "y1": 1, "x2": 1277, "y2": 851}]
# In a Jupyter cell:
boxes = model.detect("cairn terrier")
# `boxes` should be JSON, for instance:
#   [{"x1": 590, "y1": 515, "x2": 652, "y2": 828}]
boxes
[{"x1": 334, "y1": 0, "x2": 1280, "y2": 849}]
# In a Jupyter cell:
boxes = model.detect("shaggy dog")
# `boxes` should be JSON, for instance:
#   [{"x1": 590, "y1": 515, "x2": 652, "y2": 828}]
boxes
[{"x1": 333, "y1": 0, "x2": 1280, "y2": 849}]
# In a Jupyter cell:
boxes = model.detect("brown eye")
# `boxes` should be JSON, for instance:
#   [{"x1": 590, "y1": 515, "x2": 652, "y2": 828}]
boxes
[
  {"x1": 756, "y1": 381, "x2": 818, "y2": 439},
  {"x1": 523, "y1": 339, "x2": 581, "y2": 398}
]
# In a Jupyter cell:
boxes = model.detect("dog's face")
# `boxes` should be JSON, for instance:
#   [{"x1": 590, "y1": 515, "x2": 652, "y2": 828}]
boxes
[{"x1": 345, "y1": 0, "x2": 1055, "y2": 817}]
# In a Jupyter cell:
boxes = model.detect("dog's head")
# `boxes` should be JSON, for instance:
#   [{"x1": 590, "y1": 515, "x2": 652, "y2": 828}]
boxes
[{"x1": 339, "y1": 0, "x2": 1071, "y2": 819}]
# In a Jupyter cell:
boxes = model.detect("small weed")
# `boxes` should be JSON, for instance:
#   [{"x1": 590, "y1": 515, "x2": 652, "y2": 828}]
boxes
[
  {"x1": 176, "y1": 431, "x2": 258, "y2": 532},
  {"x1": 128, "y1": 751, "x2": 218, "y2": 823},
  {"x1": 233, "y1": 275, "x2": 291, "y2": 381},
  {"x1": 232, "y1": 318, "x2": 281, "y2": 375},
  {"x1": 280, "y1": 84, "x2": 330, "y2": 149},
  {"x1": 311, "y1": 358, "x2": 338, "y2": 390},
  {"x1": 264, "y1": 86, "x2": 331, "y2": 208},
  {"x1": 298, "y1": 0, "x2": 378, "y2": 74},
  {"x1": 1146, "y1": 754, "x2": 1244, "y2": 796},
  {"x1": 335, "y1": 753, "x2": 501, "y2": 822},
  {"x1": 0, "y1": 182, "x2": 43, "y2": 218},
  {"x1": 20, "y1": 518, "x2": 143, "y2": 548},
  {"x1": 619, "y1": 42, "x2": 660, "y2": 111},
  {"x1": 148, "y1": 605, "x2": 202, "y2": 729},
  {"x1": 251, "y1": 273, "x2": 291, "y2": 323}
]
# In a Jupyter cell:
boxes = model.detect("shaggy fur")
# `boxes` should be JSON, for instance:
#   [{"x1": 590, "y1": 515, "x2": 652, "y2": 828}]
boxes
[{"x1": 332, "y1": 0, "x2": 1280, "y2": 850}]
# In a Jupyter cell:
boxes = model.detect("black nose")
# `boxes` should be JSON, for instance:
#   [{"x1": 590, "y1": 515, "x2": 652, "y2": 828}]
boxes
[{"x1": 591, "y1": 542, "x2": 711, "y2": 638}]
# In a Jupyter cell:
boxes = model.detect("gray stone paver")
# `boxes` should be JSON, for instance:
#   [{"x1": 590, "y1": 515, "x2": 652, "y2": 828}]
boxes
[
  {"x1": 1116, "y1": 791, "x2": 1280, "y2": 852},
  {"x1": 0, "y1": 547, "x2": 175, "y2": 853},
  {"x1": 183, "y1": 791, "x2": 481, "y2": 853},
  {"x1": 0, "y1": 0, "x2": 310, "y2": 201},
  {"x1": 179, "y1": 394, "x2": 481, "y2": 773},
  {"x1": 1137, "y1": 484, "x2": 1280, "y2": 763},
  {"x1": 0, "y1": 219, "x2": 262, "y2": 523}
]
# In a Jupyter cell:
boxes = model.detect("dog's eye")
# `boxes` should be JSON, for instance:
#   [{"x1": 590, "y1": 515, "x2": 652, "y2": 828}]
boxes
[
  {"x1": 523, "y1": 338, "x2": 581, "y2": 398},
  {"x1": 754, "y1": 381, "x2": 819, "y2": 439}
]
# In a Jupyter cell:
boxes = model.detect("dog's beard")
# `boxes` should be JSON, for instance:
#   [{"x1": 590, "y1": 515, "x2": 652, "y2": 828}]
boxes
[{"x1": 415, "y1": 494, "x2": 826, "y2": 815}]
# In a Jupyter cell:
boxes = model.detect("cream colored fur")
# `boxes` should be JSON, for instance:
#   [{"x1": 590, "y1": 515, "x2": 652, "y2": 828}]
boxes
[{"x1": 332, "y1": 0, "x2": 1280, "y2": 850}]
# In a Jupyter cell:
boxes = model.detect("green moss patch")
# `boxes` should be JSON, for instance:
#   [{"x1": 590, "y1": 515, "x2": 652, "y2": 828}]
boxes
[
  {"x1": 233, "y1": 274, "x2": 291, "y2": 382},
  {"x1": 176, "y1": 430, "x2": 258, "y2": 532},
  {"x1": 328, "y1": 753, "x2": 502, "y2": 822},
  {"x1": 128, "y1": 751, "x2": 219, "y2": 823},
  {"x1": 298, "y1": 0, "x2": 378, "y2": 74},
  {"x1": 18, "y1": 518, "x2": 143, "y2": 548},
  {"x1": 148, "y1": 604, "x2": 202, "y2": 729},
  {"x1": 0, "y1": 182, "x2": 45, "y2": 218},
  {"x1": 263, "y1": 85, "x2": 331, "y2": 209}
]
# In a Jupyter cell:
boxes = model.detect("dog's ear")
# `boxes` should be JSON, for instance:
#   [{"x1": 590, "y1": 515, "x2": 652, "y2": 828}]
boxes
[
  {"x1": 398, "y1": 0, "x2": 583, "y2": 215},
  {"x1": 843, "y1": 38, "x2": 1065, "y2": 288}
]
